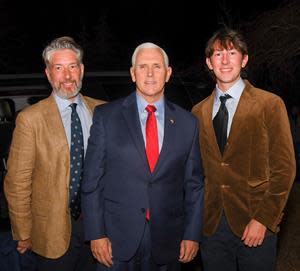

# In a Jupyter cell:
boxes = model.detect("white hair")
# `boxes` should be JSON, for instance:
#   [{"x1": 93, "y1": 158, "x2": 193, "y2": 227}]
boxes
[{"x1": 131, "y1": 42, "x2": 169, "y2": 67}]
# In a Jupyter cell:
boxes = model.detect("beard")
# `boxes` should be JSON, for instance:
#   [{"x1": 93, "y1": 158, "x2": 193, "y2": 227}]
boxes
[{"x1": 52, "y1": 80, "x2": 83, "y2": 100}]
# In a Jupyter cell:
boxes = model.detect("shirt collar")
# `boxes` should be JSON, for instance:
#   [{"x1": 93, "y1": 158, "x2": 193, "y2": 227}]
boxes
[
  {"x1": 215, "y1": 78, "x2": 245, "y2": 102},
  {"x1": 53, "y1": 92, "x2": 83, "y2": 112},
  {"x1": 136, "y1": 92, "x2": 164, "y2": 117}
]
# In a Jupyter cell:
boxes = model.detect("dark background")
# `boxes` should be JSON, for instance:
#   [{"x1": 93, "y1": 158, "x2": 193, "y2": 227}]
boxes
[
  {"x1": 0, "y1": 0, "x2": 300, "y2": 106},
  {"x1": 0, "y1": 0, "x2": 289, "y2": 70},
  {"x1": 0, "y1": 2, "x2": 300, "y2": 271}
]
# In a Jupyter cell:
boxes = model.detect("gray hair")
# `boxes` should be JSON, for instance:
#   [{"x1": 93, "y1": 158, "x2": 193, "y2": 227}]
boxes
[
  {"x1": 131, "y1": 42, "x2": 169, "y2": 67},
  {"x1": 42, "y1": 36, "x2": 83, "y2": 67}
]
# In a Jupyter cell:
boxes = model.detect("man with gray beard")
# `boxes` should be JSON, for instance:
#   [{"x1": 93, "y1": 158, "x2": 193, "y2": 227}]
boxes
[{"x1": 4, "y1": 36, "x2": 105, "y2": 270}]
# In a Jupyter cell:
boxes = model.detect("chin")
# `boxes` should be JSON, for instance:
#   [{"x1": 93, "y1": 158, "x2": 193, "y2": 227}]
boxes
[{"x1": 57, "y1": 90, "x2": 80, "y2": 100}]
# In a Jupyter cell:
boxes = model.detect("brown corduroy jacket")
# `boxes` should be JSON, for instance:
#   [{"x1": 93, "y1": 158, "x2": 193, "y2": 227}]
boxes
[{"x1": 192, "y1": 80, "x2": 296, "y2": 237}]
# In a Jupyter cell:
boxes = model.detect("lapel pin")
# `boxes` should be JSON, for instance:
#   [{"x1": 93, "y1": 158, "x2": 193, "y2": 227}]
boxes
[{"x1": 169, "y1": 118, "x2": 175, "y2": 124}]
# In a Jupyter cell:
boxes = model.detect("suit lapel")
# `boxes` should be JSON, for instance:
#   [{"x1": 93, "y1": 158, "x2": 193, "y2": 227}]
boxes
[
  {"x1": 202, "y1": 85, "x2": 256, "y2": 157},
  {"x1": 122, "y1": 93, "x2": 150, "y2": 173},
  {"x1": 152, "y1": 100, "x2": 175, "y2": 175},
  {"x1": 225, "y1": 83, "x2": 255, "y2": 156},
  {"x1": 80, "y1": 95, "x2": 93, "y2": 115},
  {"x1": 81, "y1": 94, "x2": 102, "y2": 115},
  {"x1": 41, "y1": 95, "x2": 69, "y2": 154},
  {"x1": 202, "y1": 92, "x2": 221, "y2": 155}
]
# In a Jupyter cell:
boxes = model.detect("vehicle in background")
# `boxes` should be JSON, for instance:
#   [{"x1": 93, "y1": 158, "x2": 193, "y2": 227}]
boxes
[{"x1": 0, "y1": 71, "x2": 208, "y2": 112}]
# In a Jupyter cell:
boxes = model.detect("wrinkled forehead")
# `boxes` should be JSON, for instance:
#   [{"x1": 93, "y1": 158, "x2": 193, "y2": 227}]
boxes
[
  {"x1": 135, "y1": 48, "x2": 165, "y2": 64},
  {"x1": 137, "y1": 47, "x2": 164, "y2": 58}
]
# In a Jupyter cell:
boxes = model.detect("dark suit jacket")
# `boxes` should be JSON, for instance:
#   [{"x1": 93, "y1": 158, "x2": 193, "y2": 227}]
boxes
[
  {"x1": 82, "y1": 92, "x2": 204, "y2": 264},
  {"x1": 192, "y1": 80, "x2": 296, "y2": 237}
]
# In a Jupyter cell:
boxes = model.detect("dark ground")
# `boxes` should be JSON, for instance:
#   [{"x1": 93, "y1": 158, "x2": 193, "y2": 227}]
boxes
[
  {"x1": 276, "y1": 181, "x2": 300, "y2": 271},
  {"x1": 1, "y1": 182, "x2": 299, "y2": 270}
]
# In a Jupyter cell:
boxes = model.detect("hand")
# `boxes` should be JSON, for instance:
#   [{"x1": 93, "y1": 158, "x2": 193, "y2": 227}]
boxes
[
  {"x1": 17, "y1": 239, "x2": 32, "y2": 254},
  {"x1": 91, "y1": 238, "x2": 113, "y2": 267},
  {"x1": 241, "y1": 219, "x2": 267, "y2": 247},
  {"x1": 179, "y1": 240, "x2": 199, "y2": 263}
]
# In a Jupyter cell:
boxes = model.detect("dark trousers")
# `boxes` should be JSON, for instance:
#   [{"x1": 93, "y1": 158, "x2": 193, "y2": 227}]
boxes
[
  {"x1": 36, "y1": 216, "x2": 96, "y2": 271},
  {"x1": 97, "y1": 221, "x2": 180, "y2": 271},
  {"x1": 201, "y1": 215, "x2": 277, "y2": 271}
]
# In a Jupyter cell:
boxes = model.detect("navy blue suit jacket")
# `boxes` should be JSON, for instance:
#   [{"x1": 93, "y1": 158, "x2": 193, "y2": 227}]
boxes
[{"x1": 81, "y1": 92, "x2": 204, "y2": 264}]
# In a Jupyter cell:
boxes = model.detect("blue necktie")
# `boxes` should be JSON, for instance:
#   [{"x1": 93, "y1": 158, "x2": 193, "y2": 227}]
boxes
[{"x1": 69, "y1": 103, "x2": 84, "y2": 219}]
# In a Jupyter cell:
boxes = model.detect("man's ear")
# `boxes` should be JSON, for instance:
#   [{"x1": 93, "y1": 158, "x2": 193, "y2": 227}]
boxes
[
  {"x1": 242, "y1": 54, "x2": 249, "y2": 68},
  {"x1": 130, "y1": 67, "x2": 136, "y2": 82},
  {"x1": 45, "y1": 68, "x2": 51, "y2": 81},
  {"x1": 165, "y1": 67, "x2": 172, "y2": 83},
  {"x1": 206, "y1": 58, "x2": 213, "y2": 70}
]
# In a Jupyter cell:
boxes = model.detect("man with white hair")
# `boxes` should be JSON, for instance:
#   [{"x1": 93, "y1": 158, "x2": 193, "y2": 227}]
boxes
[{"x1": 82, "y1": 42, "x2": 205, "y2": 271}]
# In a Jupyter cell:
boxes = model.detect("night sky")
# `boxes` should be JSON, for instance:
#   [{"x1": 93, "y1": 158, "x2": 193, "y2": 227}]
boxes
[{"x1": 0, "y1": 0, "x2": 286, "y2": 73}]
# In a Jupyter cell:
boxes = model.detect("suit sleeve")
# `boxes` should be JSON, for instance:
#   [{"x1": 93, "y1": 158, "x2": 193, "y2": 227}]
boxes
[
  {"x1": 183, "y1": 119, "x2": 205, "y2": 242},
  {"x1": 81, "y1": 106, "x2": 107, "y2": 241},
  {"x1": 4, "y1": 112, "x2": 35, "y2": 240},
  {"x1": 253, "y1": 97, "x2": 296, "y2": 231}
]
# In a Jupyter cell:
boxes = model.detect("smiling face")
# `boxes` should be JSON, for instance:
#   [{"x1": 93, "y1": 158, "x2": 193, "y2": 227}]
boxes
[
  {"x1": 45, "y1": 49, "x2": 84, "y2": 101},
  {"x1": 130, "y1": 47, "x2": 172, "y2": 103},
  {"x1": 206, "y1": 41, "x2": 248, "y2": 92}
]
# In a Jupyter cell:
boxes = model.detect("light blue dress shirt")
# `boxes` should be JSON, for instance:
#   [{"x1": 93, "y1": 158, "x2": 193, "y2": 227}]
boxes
[
  {"x1": 53, "y1": 93, "x2": 93, "y2": 156},
  {"x1": 213, "y1": 78, "x2": 245, "y2": 137},
  {"x1": 136, "y1": 93, "x2": 165, "y2": 152}
]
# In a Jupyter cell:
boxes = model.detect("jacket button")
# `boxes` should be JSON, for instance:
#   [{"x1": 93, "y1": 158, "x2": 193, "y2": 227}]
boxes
[
  {"x1": 141, "y1": 208, "x2": 146, "y2": 213},
  {"x1": 221, "y1": 162, "x2": 229, "y2": 166}
]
